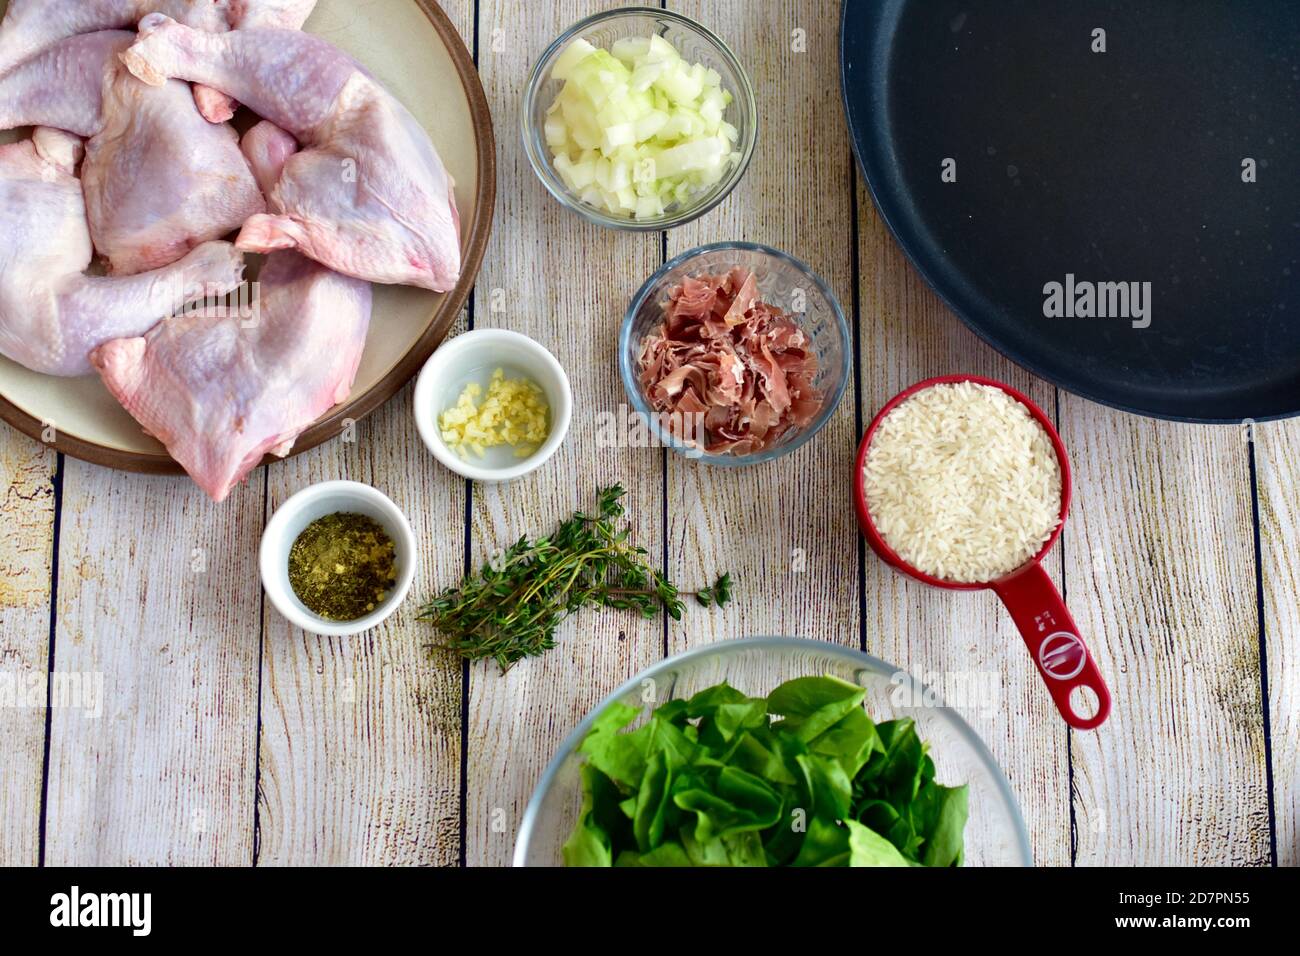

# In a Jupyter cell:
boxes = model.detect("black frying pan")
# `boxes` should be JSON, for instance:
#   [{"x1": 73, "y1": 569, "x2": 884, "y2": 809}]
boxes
[{"x1": 841, "y1": 0, "x2": 1299, "y2": 422}]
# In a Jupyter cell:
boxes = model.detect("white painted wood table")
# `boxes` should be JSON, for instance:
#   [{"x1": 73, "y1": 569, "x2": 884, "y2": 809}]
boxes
[{"x1": 0, "y1": 0, "x2": 1292, "y2": 867}]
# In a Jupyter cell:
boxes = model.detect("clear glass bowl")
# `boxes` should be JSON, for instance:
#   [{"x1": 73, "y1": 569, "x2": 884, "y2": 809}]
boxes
[
  {"x1": 522, "y1": 7, "x2": 758, "y2": 230},
  {"x1": 619, "y1": 242, "x2": 851, "y2": 466},
  {"x1": 514, "y1": 637, "x2": 1032, "y2": 867}
]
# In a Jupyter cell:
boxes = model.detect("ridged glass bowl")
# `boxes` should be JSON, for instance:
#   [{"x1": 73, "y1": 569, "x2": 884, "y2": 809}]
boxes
[
  {"x1": 514, "y1": 637, "x2": 1032, "y2": 867},
  {"x1": 522, "y1": 7, "x2": 758, "y2": 230},
  {"x1": 619, "y1": 242, "x2": 851, "y2": 466}
]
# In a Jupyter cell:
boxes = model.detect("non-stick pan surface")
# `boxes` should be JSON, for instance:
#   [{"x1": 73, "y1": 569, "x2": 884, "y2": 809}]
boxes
[{"x1": 841, "y1": 0, "x2": 1299, "y2": 421}]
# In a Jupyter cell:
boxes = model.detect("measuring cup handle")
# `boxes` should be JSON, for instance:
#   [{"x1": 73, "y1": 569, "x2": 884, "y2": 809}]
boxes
[{"x1": 990, "y1": 563, "x2": 1111, "y2": 730}]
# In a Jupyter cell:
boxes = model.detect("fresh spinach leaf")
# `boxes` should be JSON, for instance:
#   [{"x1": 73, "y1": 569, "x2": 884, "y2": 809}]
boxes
[
  {"x1": 846, "y1": 819, "x2": 915, "y2": 867},
  {"x1": 563, "y1": 676, "x2": 969, "y2": 867}
]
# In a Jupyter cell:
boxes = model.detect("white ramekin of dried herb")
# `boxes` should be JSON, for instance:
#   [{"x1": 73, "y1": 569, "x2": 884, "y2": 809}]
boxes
[{"x1": 260, "y1": 481, "x2": 417, "y2": 637}]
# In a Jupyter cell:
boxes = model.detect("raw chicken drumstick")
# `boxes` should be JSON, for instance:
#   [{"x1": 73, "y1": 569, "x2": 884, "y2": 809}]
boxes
[
  {"x1": 0, "y1": 31, "x2": 131, "y2": 138},
  {"x1": 0, "y1": 31, "x2": 265, "y2": 275},
  {"x1": 0, "y1": 1, "x2": 219, "y2": 74},
  {"x1": 0, "y1": 129, "x2": 245, "y2": 377},
  {"x1": 121, "y1": 13, "x2": 463, "y2": 292},
  {"x1": 91, "y1": 252, "x2": 373, "y2": 503},
  {"x1": 0, "y1": 0, "x2": 318, "y2": 122}
]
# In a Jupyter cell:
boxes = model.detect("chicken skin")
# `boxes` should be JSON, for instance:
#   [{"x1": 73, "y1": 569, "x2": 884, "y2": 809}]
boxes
[
  {"x1": 0, "y1": 128, "x2": 245, "y2": 377},
  {"x1": 121, "y1": 13, "x2": 463, "y2": 292}
]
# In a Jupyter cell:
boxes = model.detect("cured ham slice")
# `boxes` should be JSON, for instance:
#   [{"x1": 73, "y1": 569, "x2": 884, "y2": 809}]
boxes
[{"x1": 636, "y1": 268, "x2": 822, "y2": 455}]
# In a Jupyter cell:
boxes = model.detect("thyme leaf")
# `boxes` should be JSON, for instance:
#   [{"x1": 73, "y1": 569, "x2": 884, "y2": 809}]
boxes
[{"x1": 417, "y1": 484, "x2": 732, "y2": 671}]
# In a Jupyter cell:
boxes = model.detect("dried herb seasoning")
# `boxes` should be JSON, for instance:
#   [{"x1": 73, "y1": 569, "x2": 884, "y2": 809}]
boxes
[{"x1": 288, "y1": 512, "x2": 397, "y2": 622}]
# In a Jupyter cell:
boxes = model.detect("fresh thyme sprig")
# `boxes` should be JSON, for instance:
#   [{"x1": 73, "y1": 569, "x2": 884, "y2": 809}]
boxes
[{"x1": 417, "y1": 484, "x2": 732, "y2": 672}]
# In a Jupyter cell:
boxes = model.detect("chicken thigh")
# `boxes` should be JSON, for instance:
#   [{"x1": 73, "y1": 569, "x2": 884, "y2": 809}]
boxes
[
  {"x1": 84, "y1": 61, "x2": 266, "y2": 273},
  {"x1": 91, "y1": 251, "x2": 373, "y2": 502},
  {"x1": 0, "y1": 31, "x2": 265, "y2": 275},
  {"x1": 0, "y1": 129, "x2": 246, "y2": 377},
  {"x1": 121, "y1": 14, "x2": 463, "y2": 292},
  {"x1": 0, "y1": 1, "x2": 318, "y2": 120}
]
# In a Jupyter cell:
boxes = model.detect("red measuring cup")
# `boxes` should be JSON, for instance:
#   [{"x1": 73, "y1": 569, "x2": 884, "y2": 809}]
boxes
[{"x1": 854, "y1": 374, "x2": 1111, "y2": 730}]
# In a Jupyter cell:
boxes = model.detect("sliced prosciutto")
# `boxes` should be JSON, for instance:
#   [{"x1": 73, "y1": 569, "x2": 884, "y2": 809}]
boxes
[{"x1": 636, "y1": 268, "x2": 822, "y2": 455}]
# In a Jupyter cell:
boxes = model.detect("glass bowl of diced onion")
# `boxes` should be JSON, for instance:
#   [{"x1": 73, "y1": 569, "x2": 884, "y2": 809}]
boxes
[{"x1": 522, "y1": 7, "x2": 758, "y2": 231}]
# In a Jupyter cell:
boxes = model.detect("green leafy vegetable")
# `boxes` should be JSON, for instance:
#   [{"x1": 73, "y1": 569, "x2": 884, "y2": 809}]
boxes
[
  {"x1": 562, "y1": 675, "x2": 969, "y2": 867},
  {"x1": 418, "y1": 485, "x2": 732, "y2": 671},
  {"x1": 846, "y1": 819, "x2": 913, "y2": 866}
]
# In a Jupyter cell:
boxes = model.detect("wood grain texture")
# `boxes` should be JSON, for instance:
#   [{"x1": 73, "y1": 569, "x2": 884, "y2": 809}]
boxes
[
  {"x1": 1061, "y1": 405, "x2": 1271, "y2": 865},
  {"x1": 257, "y1": 385, "x2": 464, "y2": 866},
  {"x1": 665, "y1": 0, "x2": 858, "y2": 649},
  {"x1": 1255, "y1": 420, "x2": 1298, "y2": 865},
  {"x1": 252, "y1": 0, "x2": 476, "y2": 872},
  {"x1": 464, "y1": 0, "x2": 665, "y2": 867},
  {"x1": 0, "y1": 0, "x2": 1289, "y2": 870},
  {"x1": 855, "y1": 181, "x2": 1071, "y2": 866},
  {"x1": 0, "y1": 431, "x2": 55, "y2": 866},
  {"x1": 43, "y1": 462, "x2": 262, "y2": 865}
]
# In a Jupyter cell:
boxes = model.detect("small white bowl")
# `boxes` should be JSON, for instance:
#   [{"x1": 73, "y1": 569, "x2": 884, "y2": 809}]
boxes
[
  {"x1": 259, "y1": 481, "x2": 417, "y2": 637},
  {"x1": 413, "y1": 328, "x2": 572, "y2": 482}
]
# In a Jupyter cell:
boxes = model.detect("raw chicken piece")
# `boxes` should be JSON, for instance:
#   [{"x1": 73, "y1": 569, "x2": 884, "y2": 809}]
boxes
[
  {"x1": 175, "y1": 1, "x2": 323, "y2": 122},
  {"x1": 233, "y1": 0, "x2": 319, "y2": 29},
  {"x1": 91, "y1": 252, "x2": 373, "y2": 502},
  {"x1": 84, "y1": 62, "x2": 266, "y2": 273},
  {"x1": 0, "y1": 32, "x2": 265, "y2": 275},
  {"x1": 241, "y1": 118, "x2": 299, "y2": 196},
  {"x1": 121, "y1": 14, "x2": 463, "y2": 292},
  {"x1": 0, "y1": 1, "x2": 220, "y2": 73},
  {"x1": 0, "y1": 1, "x2": 318, "y2": 120},
  {"x1": 189, "y1": 84, "x2": 236, "y2": 123},
  {"x1": 0, "y1": 129, "x2": 245, "y2": 377},
  {"x1": 0, "y1": 31, "x2": 133, "y2": 136},
  {"x1": 0, "y1": 3, "x2": 140, "y2": 74}
]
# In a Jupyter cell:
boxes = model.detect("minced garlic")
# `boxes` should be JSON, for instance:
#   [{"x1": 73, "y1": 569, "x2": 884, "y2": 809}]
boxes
[{"x1": 439, "y1": 369, "x2": 550, "y2": 460}]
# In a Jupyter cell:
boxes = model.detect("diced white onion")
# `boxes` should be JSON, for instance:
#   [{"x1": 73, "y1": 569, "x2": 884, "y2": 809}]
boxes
[{"x1": 544, "y1": 36, "x2": 739, "y2": 219}]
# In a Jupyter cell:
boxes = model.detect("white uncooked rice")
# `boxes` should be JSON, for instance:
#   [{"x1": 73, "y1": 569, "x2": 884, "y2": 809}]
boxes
[{"x1": 863, "y1": 382, "x2": 1062, "y2": 584}]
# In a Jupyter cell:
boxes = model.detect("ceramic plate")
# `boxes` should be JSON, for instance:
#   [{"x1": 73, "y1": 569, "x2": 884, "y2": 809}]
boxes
[{"x1": 0, "y1": 0, "x2": 496, "y2": 470}]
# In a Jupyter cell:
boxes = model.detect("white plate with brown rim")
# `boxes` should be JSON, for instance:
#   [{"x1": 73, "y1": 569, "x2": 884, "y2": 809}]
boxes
[{"x1": 0, "y1": 0, "x2": 496, "y2": 475}]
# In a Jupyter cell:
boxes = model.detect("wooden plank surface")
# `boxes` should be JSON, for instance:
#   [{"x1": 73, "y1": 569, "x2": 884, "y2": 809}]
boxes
[
  {"x1": 254, "y1": 0, "x2": 475, "y2": 867},
  {"x1": 464, "y1": 0, "x2": 665, "y2": 867},
  {"x1": 664, "y1": 0, "x2": 859, "y2": 653},
  {"x1": 1061, "y1": 407, "x2": 1271, "y2": 865},
  {"x1": 257, "y1": 385, "x2": 464, "y2": 865},
  {"x1": 0, "y1": 0, "x2": 1291, "y2": 869},
  {"x1": 42, "y1": 463, "x2": 262, "y2": 865},
  {"x1": 855, "y1": 184, "x2": 1071, "y2": 865},
  {"x1": 1256, "y1": 420, "x2": 1298, "y2": 865},
  {"x1": 0, "y1": 431, "x2": 55, "y2": 866}
]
